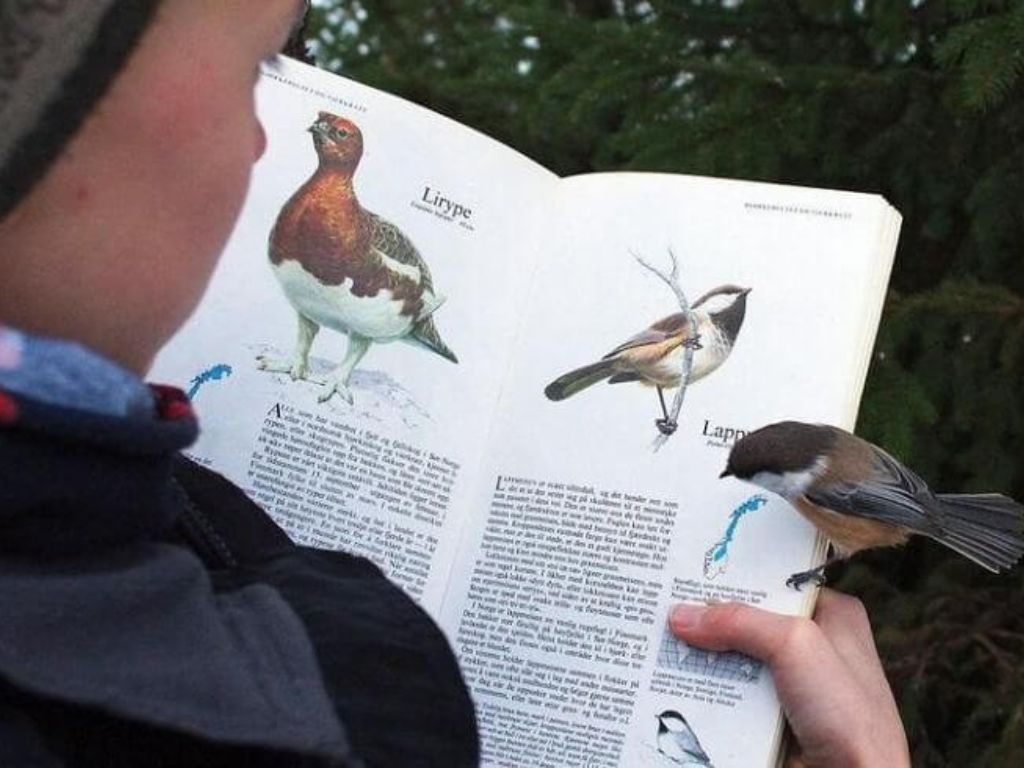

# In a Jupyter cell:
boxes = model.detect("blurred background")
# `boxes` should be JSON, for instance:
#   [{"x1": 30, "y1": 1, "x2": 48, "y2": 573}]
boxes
[{"x1": 296, "y1": 1, "x2": 1024, "y2": 764}]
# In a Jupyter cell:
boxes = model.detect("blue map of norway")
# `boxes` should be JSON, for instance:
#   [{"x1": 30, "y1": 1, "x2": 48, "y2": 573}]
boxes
[
  {"x1": 703, "y1": 494, "x2": 769, "y2": 580},
  {"x1": 187, "y1": 363, "x2": 233, "y2": 399}
]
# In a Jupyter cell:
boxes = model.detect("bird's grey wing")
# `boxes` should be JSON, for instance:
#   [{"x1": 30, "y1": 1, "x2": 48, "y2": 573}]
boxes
[
  {"x1": 602, "y1": 312, "x2": 693, "y2": 359},
  {"x1": 367, "y1": 211, "x2": 434, "y2": 292},
  {"x1": 805, "y1": 446, "x2": 941, "y2": 534}
]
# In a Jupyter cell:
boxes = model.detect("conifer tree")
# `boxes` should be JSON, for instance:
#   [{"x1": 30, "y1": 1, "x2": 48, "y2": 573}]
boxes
[{"x1": 307, "y1": 2, "x2": 1024, "y2": 763}]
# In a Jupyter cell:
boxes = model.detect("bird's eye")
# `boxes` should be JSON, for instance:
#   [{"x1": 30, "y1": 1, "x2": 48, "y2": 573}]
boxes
[{"x1": 332, "y1": 127, "x2": 349, "y2": 140}]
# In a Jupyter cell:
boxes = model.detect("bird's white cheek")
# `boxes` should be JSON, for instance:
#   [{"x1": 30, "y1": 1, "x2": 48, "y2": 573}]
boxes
[{"x1": 749, "y1": 470, "x2": 815, "y2": 500}]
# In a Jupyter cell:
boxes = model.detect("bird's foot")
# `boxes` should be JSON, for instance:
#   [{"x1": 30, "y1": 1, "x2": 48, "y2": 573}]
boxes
[
  {"x1": 786, "y1": 567, "x2": 828, "y2": 591},
  {"x1": 317, "y1": 379, "x2": 354, "y2": 405},
  {"x1": 682, "y1": 334, "x2": 703, "y2": 351},
  {"x1": 656, "y1": 417, "x2": 678, "y2": 436},
  {"x1": 256, "y1": 354, "x2": 307, "y2": 381}
]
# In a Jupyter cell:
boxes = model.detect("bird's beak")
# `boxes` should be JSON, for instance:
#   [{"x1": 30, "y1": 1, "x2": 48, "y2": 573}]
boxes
[{"x1": 719, "y1": 468, "x2": 733, "y2": 478}]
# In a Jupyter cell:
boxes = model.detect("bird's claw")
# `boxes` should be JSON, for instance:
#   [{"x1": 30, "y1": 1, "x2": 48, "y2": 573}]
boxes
[
  {"x1": 786, "y1": 569, "x2": 827, "y2": 591},
  {"x1": 683, "y1": 334, "x2": 703, "y2": 351},
  {"x1": 656, "y1": 418, "x2": 678, "y2": 436},
  {"x1": 256, "y1": 355, "x2": 307, "y2": 380}
]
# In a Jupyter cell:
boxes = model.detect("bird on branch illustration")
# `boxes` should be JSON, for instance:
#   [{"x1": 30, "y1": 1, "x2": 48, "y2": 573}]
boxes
[
  {"x1": 544, "y1": 284, "x2": 749, "y2": 433},
  {"x1": 259, "y1": 112, "x2": 457, "y2": 403}
]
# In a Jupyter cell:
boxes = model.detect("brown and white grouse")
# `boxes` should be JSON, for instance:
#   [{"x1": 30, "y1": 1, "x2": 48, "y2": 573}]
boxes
[{"x1": 258, "y1": 112, "x2": 457, "y2": 403}]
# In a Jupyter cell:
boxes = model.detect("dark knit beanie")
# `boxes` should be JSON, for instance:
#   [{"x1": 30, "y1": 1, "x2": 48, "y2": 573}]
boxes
[{"x1": 0, "y1": 1, "x2": 162, "y2": 219}]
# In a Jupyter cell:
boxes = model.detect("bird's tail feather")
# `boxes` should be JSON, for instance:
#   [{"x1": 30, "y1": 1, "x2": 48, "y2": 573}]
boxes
[
  {"x1": 418, "y1": 292, "x2": 446, "y2": 320},
  {"x1": 929, "y1": 493, "x2": 1024, "y2": 572},
  {"x1": 544, "y1": 360, "x2": 616, "y2": 401},
  {"x1": 410, "y1": 317, "x2": 457, "y2": 363}
]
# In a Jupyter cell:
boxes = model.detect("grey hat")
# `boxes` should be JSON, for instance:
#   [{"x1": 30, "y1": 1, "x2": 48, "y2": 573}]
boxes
[{"x1": 0, "y1": 1, "x2": 161, "y2": 218}]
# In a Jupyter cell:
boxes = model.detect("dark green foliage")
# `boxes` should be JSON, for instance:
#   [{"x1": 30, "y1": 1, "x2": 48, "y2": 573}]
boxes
[{"x1": 307, "y1": 1, "x2": 1024, "y2": 763}]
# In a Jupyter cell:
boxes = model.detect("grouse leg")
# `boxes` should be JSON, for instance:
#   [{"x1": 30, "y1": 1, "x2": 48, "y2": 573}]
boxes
[
  {"x1": 319, "y1": 334, "x2": 371, "y2": 404},
  {"x1": 655, "y1": 386, "x2": 677, "y2": 436},
  {"x1": 257, "y1": 312, "x2": 319, "y2": 380}
]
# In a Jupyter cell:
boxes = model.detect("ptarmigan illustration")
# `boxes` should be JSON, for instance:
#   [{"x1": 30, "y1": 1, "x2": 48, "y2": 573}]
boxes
[{"x1": 258, "y1": 112, "x2": 457, "y2": 403}]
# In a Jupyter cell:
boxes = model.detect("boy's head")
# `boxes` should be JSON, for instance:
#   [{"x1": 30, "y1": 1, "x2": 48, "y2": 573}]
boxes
[{"x1": 0, "y1": 0, "x2": 306, "y2": 373}]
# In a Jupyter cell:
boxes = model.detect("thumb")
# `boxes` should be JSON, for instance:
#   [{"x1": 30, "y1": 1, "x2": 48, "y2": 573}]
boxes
[
  {"x1": 668, "y1": 600, "x2": 856, "y2": 695},
  {"x1": 668, "y1": 602, "x2": 808, "y2": 664}
]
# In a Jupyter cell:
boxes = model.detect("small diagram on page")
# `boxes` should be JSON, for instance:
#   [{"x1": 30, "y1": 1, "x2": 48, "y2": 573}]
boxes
[
  {"x1": 639, "y1": 710, "x2": 715, "y2": 766},
  {"x1": 544, "y1": 271, "x2": 749, "y2": 440},
  {"x1": 656, "y1": 627, "x2": 763, "y2": 684},
  {"x1": 258, "y1": 112, "x2": 457, "y2": 407},
  {"x1": 703, "y1": 494, "x2": 770, "y2": 580},
  {"x1": 186, "y1": 363, "x2": 233, "y2": 399}
]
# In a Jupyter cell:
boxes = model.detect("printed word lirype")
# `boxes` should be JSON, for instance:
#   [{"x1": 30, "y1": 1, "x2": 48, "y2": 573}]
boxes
[{"x1": 421, "y1": 186, "x2": 472, "y2": 220}]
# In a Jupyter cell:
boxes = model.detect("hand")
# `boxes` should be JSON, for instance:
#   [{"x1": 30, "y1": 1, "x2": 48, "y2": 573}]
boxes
[{"x1": 668, "y1": 589, "x2": 909, "y2": 767}]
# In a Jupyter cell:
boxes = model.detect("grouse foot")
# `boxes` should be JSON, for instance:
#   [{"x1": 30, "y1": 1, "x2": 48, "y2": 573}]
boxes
[
  {"x1": 256, "y1": 354, "x2": 307, "y2": 381},
  {"x1": 317, "y1": 378, "x2": 354, "y2": 405}
]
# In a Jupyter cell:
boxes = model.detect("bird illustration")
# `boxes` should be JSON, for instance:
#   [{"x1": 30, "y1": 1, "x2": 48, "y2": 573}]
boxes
[
  {"x1": 544, "y1": 285, "x2": 749, "y2": 434},
  {"x1": 655, "y1": 710, "x2": 713, "y2": 766},
  {"x1": 258, "y1": 112, "x2": 457, "y2": 403},
  {"x1": 721, "y1": 421, "x2": 1024, "y2": 589}
]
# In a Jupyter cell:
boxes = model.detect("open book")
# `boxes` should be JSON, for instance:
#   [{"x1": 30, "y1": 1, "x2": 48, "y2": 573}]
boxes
[{"x1": 152, "y1": 56, "x2": 901, "y2": 768}]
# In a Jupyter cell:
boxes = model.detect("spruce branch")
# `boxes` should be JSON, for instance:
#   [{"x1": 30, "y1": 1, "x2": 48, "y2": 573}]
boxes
[{"x1": 630, "y1": 247, "x2": 696, "y2": 452}]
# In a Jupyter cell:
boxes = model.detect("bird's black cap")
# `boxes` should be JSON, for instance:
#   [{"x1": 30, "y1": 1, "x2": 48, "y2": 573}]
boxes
[{"x1": 722, "y1": 421, "x2": 838, "y2": 480}]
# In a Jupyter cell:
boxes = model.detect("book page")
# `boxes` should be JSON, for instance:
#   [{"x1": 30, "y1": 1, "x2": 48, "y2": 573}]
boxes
[
  {"x1": 151, "y1": 59, "x2": 557, "y2": 612},
  {"x1": 439, "y1": 173, "x2": 900, "y2": 767}
]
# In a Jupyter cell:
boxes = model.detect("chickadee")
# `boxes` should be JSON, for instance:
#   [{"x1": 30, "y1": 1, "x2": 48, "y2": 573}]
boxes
[
  {"x1": 721, "y1": 421, "x2": 1024, "y2": 589},
  {"x1": 545, "y1": 285, "x2": 750, "y2": 435},
  {"x1": 655, "y1": 710, "x2": 713, "y2": 766}
]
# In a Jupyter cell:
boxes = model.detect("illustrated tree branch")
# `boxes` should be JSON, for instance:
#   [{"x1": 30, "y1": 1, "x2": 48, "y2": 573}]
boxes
[{"x1": 631, "y1": 247, "x2": 698, "y2": 452}]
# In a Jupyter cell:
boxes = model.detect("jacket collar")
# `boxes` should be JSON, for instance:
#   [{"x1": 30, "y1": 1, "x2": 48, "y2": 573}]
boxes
[
  {"x1": 0, "y1": 326, "x2": 356, "y2": 763},
  {"x1": 0, "y1": 325, "x2": 198, "y2": 555}
]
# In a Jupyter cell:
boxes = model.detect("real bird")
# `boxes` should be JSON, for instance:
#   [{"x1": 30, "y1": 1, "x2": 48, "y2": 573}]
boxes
[
  {"x1": 655, "y1": 710, "x2": 714, "y2": 767},
  {"x1": 258, "y1": 112, "x2": 457, "y2": 403},
  {"x1": 721, "y1": 421, "x2": 1024, "y2": 589},
  {"x1": 544, "y1": 286, "x2": 749, "y2": 434}
]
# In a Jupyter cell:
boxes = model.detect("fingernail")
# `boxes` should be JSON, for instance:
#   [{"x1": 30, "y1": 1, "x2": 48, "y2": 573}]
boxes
[{"x1": 670, "y1": 604, "x2": 706, "y2": 631}]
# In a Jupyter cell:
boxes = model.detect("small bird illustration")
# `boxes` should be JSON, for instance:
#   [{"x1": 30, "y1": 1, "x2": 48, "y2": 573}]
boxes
[
  {"x1": 721, "y1": 421, "x2": 1024, "y2": 589},
  {"x1": 655, "y1": 710, "x2": 713, "y2": 766},
  {"x1": 258, "y1": 112, "x2": 457, "y2": 403},
  {"x1": 544, "y1": 286, "x2": 750, "y2": 434}
]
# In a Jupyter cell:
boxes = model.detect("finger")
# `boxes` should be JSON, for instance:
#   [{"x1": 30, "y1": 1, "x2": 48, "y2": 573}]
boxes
[
  {"x1": 669, "y1": 602, "x2": 908, "y2": 766},
  {"x1": 668, "y1": 602, "x2": 869, "y2": 741},
  {"x1": 668, "y1": 601, "x2": 847, "y2": 677},
  {"x1": 812, "y1": 590, "x2": 902, "y2": 719},
  {"x1": 813, "y1": 591, "x2": 894, "y2": 699},
  {"x1": 813, "y1": 589, "x2": 883, "y2": 676}
]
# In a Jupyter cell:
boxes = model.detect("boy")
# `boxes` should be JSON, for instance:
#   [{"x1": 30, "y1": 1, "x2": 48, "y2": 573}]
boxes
[{"x1": 0, "y1": 2, "x2": 907, "y2": 766}]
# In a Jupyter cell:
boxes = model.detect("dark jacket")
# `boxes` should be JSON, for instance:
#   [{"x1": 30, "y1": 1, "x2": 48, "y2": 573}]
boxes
[{"x1": 0, "y1": 334, "x2": 478, "y2": 767}]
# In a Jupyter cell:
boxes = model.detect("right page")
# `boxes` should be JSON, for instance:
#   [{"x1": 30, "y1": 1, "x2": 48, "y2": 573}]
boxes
[{"x1": 440, "y1": 173, "x2": 901, "y2": 768}]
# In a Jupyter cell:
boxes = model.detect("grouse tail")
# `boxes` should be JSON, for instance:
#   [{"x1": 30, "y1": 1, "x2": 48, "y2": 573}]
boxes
[
  {"x1": 410, "y1": 316, "x2": 457, "y2": 363},
  {"x1": 544, "y1": 360, "x2": 616, "y2": 401},
  {"x1": 930, "y1": 493, "x2": 1024, "y2": 573}
]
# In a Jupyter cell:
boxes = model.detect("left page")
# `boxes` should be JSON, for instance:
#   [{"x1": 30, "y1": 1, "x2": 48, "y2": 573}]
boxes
[{"x1": 151, "y1": 58, "x2": 558, "y2": 612}]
